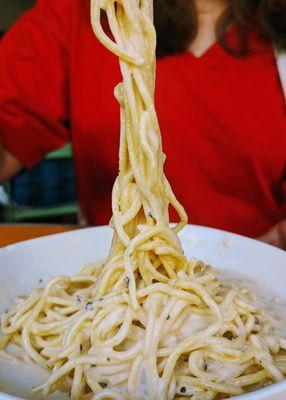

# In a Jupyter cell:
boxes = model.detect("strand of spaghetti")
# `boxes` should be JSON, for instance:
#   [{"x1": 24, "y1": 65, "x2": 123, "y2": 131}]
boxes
[{"x1": 90, "y1": 0, "x2": 143, "y2": 65}]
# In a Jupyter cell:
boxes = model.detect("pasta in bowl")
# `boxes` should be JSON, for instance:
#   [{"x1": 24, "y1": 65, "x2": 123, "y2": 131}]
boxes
[{"x1": 0, "y1": 225, "x2": 285, "y2": 400}]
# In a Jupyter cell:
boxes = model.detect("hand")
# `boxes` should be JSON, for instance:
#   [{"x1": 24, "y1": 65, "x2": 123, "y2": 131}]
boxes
[
  {"x1": 258, "y1": 219, "x2": 286, "y2": 250},
  {"x1": 0, "y1": 145, "x2": 23, "y2": 184}
]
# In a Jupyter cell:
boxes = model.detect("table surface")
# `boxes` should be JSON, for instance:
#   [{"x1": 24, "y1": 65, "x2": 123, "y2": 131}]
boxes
[{"x1": 0, "y1": 225, "x2": 77, "y2": 248}]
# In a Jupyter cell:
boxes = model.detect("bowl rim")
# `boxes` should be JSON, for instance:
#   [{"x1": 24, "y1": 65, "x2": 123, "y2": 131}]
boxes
[{"x1": 0, "y1": 224, "x2": 285, "y2": 256}]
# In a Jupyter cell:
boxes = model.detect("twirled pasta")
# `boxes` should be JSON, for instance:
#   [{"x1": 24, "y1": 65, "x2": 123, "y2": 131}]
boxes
[{"x1": 1, "y1": 1, "x2": 286, "y2": 399}]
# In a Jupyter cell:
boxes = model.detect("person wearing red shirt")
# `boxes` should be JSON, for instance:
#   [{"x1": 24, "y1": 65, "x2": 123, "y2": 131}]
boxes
[{"x1": 0, "y1": 0, "x2": 286, "y2": 247}]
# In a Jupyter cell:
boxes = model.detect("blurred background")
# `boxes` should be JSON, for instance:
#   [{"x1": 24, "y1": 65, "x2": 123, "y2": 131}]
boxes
[
  {"x1": 0, "y1": 0, "x2": 79, "y2": 226},
  {"x1": 0, "y1": 0, "x2": 34, "y2": 34}
]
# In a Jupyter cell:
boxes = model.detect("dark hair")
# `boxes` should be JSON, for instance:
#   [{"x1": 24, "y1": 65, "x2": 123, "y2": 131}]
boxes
[{"x1": 154, "y1": 0, "x2": 286, "y2": 57}]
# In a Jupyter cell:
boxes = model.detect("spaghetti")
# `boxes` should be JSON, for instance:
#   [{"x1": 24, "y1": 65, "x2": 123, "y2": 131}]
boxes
[{"x1": 1, "y1": 0, "x2": 286, "y2": 399}]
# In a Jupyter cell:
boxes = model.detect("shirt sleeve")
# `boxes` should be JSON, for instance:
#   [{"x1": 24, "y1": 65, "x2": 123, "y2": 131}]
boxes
[{"x1": 0, "y1": 0, "x2": 72, "y2": 168}]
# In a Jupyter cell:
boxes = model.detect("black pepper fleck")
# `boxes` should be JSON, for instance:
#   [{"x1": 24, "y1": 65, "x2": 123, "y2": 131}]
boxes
[
  {"x1": 180, "y1": 386, "x2": 187, "y2": 393},
  {"x1": 124, "y1": 276, "x2": 130, "y2": 287},
  {"x1": 79, "y1": 344, "x2": 83, "y2": 351},
  {"x1": 85, "y1": 301, "x2": 94, "y2": 310},
  {"x1": 203, "y1": 360, "x2": 208, "y2": 371},
  {"x1": 223, "y1": 331, "x2": 235, "y2": 341},
  {"x1": 166, "y1": 315, "x2": 170, "y2": 320}
]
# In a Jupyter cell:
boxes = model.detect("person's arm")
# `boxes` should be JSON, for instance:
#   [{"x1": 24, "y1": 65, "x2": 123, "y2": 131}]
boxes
[
  {"x1": 0, "y1": 0, "x2": 71, "y2": 178},
  {"x1": 258, "y1": 169, "x2": 286, "y2": 250},
  {"x1": 0, "y1": 148, "x2": 23, "y2": 184},
  {"x1": 258, "y1": 219, "x2": 286, "y2": 250}
]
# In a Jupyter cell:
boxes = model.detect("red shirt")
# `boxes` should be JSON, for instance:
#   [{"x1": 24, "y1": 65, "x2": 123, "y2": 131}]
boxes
[{"x1": 0, "y1": 0, "x2": 285, "y2": 237}]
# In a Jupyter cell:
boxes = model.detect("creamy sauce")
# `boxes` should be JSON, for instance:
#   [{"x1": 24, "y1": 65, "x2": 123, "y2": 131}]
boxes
[
  {"x1": 178, "y1": 314, "x2": 214, "y2": 340},
  {"x1": 207, "y1": 360, "x2": 245, "y2": 382},
  {"x1": 0, "y1": 357, "x2": 68, "y2": 400},
  {"x1": 217, "y1": 270, "x2": 286, "y2": 335},
  {"x1": 136, "y1": 362, "x2": 153, "y2": 400}
]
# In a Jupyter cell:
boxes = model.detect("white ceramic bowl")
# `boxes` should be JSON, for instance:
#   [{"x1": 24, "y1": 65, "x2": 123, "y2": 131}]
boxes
[{"x1": 0, "y1": 225, "x2": 285, "y2": 400}]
